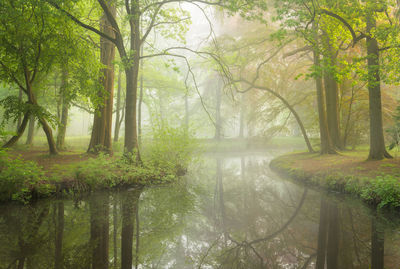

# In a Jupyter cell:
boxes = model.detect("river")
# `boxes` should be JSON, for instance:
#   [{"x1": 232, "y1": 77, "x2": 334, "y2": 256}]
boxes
[{"x1": 1, "y1": 151, "x2": 400, "y2": 268}]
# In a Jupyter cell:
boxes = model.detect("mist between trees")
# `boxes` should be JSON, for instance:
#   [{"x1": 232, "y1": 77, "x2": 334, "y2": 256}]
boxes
[{"x1": 1, "y1": 0, "x2": 400, "y2": 162}]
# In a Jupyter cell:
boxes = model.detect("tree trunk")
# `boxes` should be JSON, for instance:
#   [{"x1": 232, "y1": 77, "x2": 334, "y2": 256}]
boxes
[
  {"x1": 138, "y1": 44, "x2": 144, "y2": 147},
  {"x1": 56, "y1": 68, "x2": 69, "y2": 151},
  {"x1": 366, "y1": 12, "x2": 392, "y2": 160},
  {"x1": 17, "y1": 87, "x2": 23, "y2": 131},
  {"x1": 25, "y1": 115, "x2": 35, "y2": 146},
  {"x1": 114, "y1": 69, "x2": 122, "y2": 142},
  {"x1": 88, "y1": 7, "x2": 116, "y2": 154},
  {"x1": 124, "y1": 1, "x2": 141, "y2": 162},
  {"x1": 40, "y1": 117, "x2": 58, "y2": 155},
  {"x1": 313, "y1": 22, "x2": 336, "y2": 154},
  {"x1": 323, "y1": 38, "x2": 342, "y2": 149},
  {"x1": 3, "y1": 111, "x2": 30, "y2": 148}
]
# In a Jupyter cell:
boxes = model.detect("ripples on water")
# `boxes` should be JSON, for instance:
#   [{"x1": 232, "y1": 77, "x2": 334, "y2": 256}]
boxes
[{"x1": 1, "y1": 152, "x2": 400, "y2": 268}]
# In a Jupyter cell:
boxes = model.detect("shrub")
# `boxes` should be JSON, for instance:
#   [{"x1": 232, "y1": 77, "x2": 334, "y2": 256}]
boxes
[
  {"x1": 0, "y1": 148, "x2": 54, "y2": 202},
  {"x1": 141, "y1": 126, "x2": 197, "y2": 176},
  {"x1": 360, "y1": 175, "x2": 400, "y2": 208}
]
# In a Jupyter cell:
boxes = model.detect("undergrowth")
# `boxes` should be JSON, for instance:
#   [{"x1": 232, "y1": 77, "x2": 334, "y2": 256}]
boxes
[
  {"x1": 271, "y1": 155, "x2": 400, "y2": 209},
  {"x1": 0, "y1": 148, "x2": 54, "y2": 203}
]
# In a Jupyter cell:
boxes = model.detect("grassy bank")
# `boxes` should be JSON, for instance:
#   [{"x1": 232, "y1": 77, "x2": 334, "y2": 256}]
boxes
[
  {"x1": 1, "y1": 127, "x2": 194, "y2": 203},
  {"x1": 270, "y1": 150, "x2": 400, "y2": 209},
  {"x1": 1, "y1": 149, "x2": 186, "y2": 203}
]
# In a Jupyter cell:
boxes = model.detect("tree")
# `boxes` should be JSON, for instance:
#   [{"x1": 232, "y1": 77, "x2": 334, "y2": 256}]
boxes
[
  {"x1": 0, "y1": 0, "x2": 60, "y2": 154},
  {"x1": 88, "y1": 6, "x2": 116, "y2": 154},
  {"x1": 47, "y1": 0, "x2": 267, "y2": 162}
]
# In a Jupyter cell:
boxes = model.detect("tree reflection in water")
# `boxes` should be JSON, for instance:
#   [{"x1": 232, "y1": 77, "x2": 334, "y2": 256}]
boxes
[{"x1": 0, "y1": 154, "x2": 399, "y2": 268}]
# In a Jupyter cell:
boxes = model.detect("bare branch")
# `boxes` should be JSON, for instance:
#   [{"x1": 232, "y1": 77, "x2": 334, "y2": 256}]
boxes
[
  {"x1": 283, "y1": 45, "x2": 312, "y2": 58},
  {"x1": 141, "y1": 5, "x2": 162, "y2": 44}
]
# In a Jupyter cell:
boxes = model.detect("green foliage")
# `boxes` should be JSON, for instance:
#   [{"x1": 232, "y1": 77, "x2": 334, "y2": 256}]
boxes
[
  {"x1": 361, "y1": 175, "x2": 400, "y2": 208},
  {"x1": 0, "y1": 149, "x2": 54, "y2": 202},
  {"x1": 0, "y1": 96, "x2": 58, "y2": 128},
  {"x1": 142, "y1": 126, "x2": 197, "y2": 175}
]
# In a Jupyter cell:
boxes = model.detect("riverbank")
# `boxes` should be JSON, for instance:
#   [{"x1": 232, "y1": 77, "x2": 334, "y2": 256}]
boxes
[
  {"x1": 0, "y1": 148, "x2": 186, "y2": 203},
  {"x1": 270, "y1": 151, "x2": 400, "y2": 208}
]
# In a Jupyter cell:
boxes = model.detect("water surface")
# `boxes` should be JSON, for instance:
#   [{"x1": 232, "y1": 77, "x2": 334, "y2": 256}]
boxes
[{"x1": 1, "y1": 152, "x2": 400, "y2": 268}]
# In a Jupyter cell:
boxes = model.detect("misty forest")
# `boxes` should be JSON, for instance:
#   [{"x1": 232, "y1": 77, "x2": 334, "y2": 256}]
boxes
[{"x1": 3, "y1": 0, "x2": 400, "y2": 268}]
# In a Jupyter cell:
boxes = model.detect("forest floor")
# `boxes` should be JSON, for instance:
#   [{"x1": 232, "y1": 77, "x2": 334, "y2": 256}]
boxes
[
  {"x1": 270, "y1": 149, "x2": 400, "y2": 208},
  {"x1": 274, "y1": 150, "x2": 400, "y2": 178}
]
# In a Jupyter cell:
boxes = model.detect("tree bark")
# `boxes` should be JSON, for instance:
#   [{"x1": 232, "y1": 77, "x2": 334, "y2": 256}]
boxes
[
  {"x1": 25, "y1": 114, "x2": 35, "y2": 146},
  {"x1": 40, "y1": 117, "x2": 58, "y2": 155},
  {"x1": 88, "y1": 6, "x2": 116, "y2": 154},
  {"x1": 313, "y1": 22, "x2": 336, "y2": 154},
  {"x1": 366, "y1": 11, "x2": 392, "y2": 160},
  {"x1": 3, "y1": 111, "x2": 30, "y2": 148},
  {"x1": 114, "y1": 69, "x2": 122, "y2": 142},
  {"x1": 123, "y1": 1, "x2": 141, "y2": 162},
  {"x1": 323, "y1": 37, "x2": 342, "y2": 149},
  {"x1": 17, "y1": 88, "x2": 23, "y2": 131},
  {"x1": 56, "y1": 68, "x2": 69, "y2": 151},
  {"x1": 138, "y1": 44, "x2": 144, "y2": 147}
]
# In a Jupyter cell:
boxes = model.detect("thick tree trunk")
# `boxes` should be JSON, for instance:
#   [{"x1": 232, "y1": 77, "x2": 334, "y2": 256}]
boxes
[
  {"x1": 3, "y1": 111, "x2": 30, "y2": 148},
  {"x1": 25, "y1": 115, "x2": 35, "y2": 145},
  {"x1": 313, "y1": 22, "x2": 336, "y2": 154},
  {"x1": 138, "y1": 45, "x2": 144, "y2": 147},
  {"x1": 366, "y1": 13, "x2": 392, "y2": 160},
  {"x1": 114, "y1": 69, "x2": 122, "y2": 142},
  {"x1": 40, "y1": 117, "x2": 58, "y2": 155},
  {"x1": 56, "y1": 100, "x2": 68, "y2": 150},
  {"x1": 88, "y1": 7, "x2": 116, "y2": 154},
  {"x1": 17, "y1": 87, "x2": 23, "y2": 131},
  {"x1": 56, "y1": 69, "x2": 69, "y2": 150},
  {"x1": 124, "y1": 1, "x2": 141, "y2": 161},
  {"x1": 323, "y1": 40, "x2": 342, "y2": 149}
]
